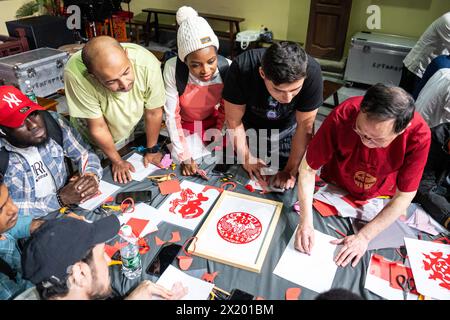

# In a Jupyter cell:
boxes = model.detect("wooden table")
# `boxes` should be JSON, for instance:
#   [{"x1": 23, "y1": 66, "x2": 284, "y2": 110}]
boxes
[
  {"x1": 141, "y1": 8, "x2": 244, "y2": 58},
  {"x1": 37, "y1": 96, "x2": 58, "y2": 111}
]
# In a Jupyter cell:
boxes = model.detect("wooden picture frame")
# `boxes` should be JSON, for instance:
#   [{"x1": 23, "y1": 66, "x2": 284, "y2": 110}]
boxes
[{"x1": 188, "y1": 191, "x2": 283, "y2": 273}]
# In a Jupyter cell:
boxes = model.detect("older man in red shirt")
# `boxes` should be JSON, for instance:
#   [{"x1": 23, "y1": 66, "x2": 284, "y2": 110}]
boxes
[{"x1": 295, "y1": 84, "x2": 431, "y2": 267}]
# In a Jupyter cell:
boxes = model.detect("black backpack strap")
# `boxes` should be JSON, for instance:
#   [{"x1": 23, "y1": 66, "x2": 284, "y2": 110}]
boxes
[
  {"x1": 217, "y1": 55, "x2": 230, "y2": 83},
  {"x1": 40, "y1": 111, "x2": 63, "y2": 148},
  {"x1": 0, "y1": 256, "x2": 17, "y2": 283},
  {"x1": 0, "y1": 147, "x2": 8, "y2": 178},
  {"x1": 175, "y1": 57, "x2": 190, "y2": 97},
  {"x1": 175, "y1": 55, "x2": 230, "y2": 96}
]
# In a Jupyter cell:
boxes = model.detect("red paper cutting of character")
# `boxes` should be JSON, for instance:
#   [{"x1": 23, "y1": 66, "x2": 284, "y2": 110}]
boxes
[
  {"x1": 217, "y1": 212, "x2": 262, "y2": 244},
  {"x1": 422, "y1": 251, "x2": 450, "y2": 291},
  {"x1": 169, "y1": 188, "x2": 209, "y2": 219},
  {"x1": 404, "y1": 238, "x2": 450, "y2": 300}
]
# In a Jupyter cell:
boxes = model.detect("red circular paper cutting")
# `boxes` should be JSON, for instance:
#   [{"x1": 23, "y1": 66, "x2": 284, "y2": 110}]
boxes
[{"x1": 217, "y1": 212, "x2": 262, "y2": 244}]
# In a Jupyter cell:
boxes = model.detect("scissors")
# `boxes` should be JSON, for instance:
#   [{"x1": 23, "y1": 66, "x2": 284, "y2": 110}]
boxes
[{"x1": 396, "y1": 274, "x2": 415, "y2": 300}]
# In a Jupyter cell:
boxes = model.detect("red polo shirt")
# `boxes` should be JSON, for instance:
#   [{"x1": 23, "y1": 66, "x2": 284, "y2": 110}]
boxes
[{"x1": 306, "y1": 96, "x2": 431, "y2": 200}]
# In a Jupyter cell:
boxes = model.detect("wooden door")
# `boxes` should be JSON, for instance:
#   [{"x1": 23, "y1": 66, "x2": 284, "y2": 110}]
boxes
[{"x1": 305, "y1": 0, "x2": 352, "y2": 61}]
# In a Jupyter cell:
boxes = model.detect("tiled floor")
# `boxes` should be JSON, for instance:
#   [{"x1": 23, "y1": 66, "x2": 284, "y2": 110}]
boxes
[{"x1": 315, "y1": 75, "x2": 367, "y2": 130}]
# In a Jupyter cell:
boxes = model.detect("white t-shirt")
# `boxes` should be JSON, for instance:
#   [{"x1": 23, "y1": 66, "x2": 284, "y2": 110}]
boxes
[
  {"x1": 415, "y1": 68, "x2": 450, "y2": 128},
  {"x1": 403, "y1": 12, "x2": 450, "y2": 78},
  {"x1": 10, "y1": 146, "x2": 57, "y2": 198}
]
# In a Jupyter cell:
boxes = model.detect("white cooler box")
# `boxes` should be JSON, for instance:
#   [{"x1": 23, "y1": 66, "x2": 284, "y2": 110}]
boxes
[
  {"x1": 344, "y1": 32, "x2": 417, "y2": 86},
  {"x1": 0, "y1": 47, "x2": 69, "y2": 97}
]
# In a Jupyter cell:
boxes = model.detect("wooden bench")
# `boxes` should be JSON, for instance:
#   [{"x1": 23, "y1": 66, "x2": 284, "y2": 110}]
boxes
[
  {"x1": 141, "y1": 8, "x2": 245, "y2": 58},
  {"x1": 0, "y1": 28, "x2": 29, "y2": 58},
  {"x1": 323, "y1": 80, "x2": 342, "y2": 108}
]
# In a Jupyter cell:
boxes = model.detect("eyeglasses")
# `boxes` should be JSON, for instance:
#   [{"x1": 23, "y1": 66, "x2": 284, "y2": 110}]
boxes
[{"x1": 352, "y1": 122, "x2": 395, "y2": 148}]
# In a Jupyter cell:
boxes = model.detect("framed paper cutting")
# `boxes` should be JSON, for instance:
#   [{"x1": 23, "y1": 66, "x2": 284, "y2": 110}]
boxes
[
  {"x1": 157, "y1": 180, "x2": 222, "y2": 231},
  {"x1": 188, "y1": 191, "x2": 283, "y2": 273}
]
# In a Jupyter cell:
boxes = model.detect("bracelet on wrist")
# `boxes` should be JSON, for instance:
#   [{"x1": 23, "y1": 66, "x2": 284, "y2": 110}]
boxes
[
  {"x1": 56, "y1": 192, "x2": 65, "y2": 207},
  {"x1": 144, "y1": 144, "x2": 161, "y2": 154}
]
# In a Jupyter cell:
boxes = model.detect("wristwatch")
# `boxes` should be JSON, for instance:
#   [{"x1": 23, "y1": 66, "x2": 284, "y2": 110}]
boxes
[{"x1": 144, "y1": 144, "x2": 161, "y2": 154}]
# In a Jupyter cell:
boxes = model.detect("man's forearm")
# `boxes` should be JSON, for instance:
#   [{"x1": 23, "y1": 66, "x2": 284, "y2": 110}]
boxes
[
  {"x1": 228, "y1": 122, "x2": 252, "y2": 163},
  {"x1": 145, "y1": 108, "x2": 163, "y2": 148},
  {"x1": 89, "y1": 126, "x2": 121, "y2": 163},
  {"x1": 284, "y1": 126, "x2": 311, "y2": 174},
  {"x1": 298, "y1": 157, "x2": 317, "y2": 225},
  {"x1": 358, "y1": 191, "x2": 416, "y2": 241}
]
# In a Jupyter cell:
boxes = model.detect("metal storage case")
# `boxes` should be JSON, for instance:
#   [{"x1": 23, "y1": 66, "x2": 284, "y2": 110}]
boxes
[
  {"x1": 0, "y1": 47, "x2": 69, "y2": 97},
  {"x1": 344, "y1": 32, "x2": 417, "y2": 86}
]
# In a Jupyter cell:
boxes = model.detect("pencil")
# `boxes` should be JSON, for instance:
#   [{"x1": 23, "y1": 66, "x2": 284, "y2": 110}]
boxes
[
  {"x1": 213, "y1": 286, "x2": 231, "y2": 296},
  {"x1": 327, "y1": 223, "x2": 347, "y2": 238}
]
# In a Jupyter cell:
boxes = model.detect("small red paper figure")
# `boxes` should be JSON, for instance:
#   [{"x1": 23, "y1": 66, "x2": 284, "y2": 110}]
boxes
[
  {"x1": 422, "y1": 251, "x2": 450, "y2": 290},
  {"x1": 201, "y1": 271, "x2": 218, "y2": 283}
]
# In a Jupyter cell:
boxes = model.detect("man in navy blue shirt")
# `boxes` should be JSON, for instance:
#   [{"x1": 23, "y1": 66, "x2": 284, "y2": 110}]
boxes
[{"x1": 413, "y1": 55, "x2": 450, "y2": 99}]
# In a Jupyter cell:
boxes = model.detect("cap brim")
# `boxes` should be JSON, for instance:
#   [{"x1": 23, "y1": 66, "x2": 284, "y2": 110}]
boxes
[
  {"x1": 3, "y1": 104, "x2": 45, "y2": 128},
  {"x1": 92, "y1": 215, "x2": 121, "y2": 244}
]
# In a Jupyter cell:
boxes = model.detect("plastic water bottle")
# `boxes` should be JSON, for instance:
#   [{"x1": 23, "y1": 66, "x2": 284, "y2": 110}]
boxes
[
  {"x1": 24, "y1": 80, "x2": 38, "y2": 103},
  {"x1": 119, "y1": 225, "x2": 142, "y2": 280}
]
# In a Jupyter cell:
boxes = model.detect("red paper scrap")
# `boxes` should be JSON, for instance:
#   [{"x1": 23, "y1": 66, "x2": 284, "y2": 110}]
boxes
[
  {"x1": 155, "y1": 236, "x2": 166, "y2": 246},
  {"x1": 370, "y1": 254, "x2": 397, "y2": 282},
  {"x1": 286, "y1": 288, "x2": 302, "y2": 300},
  {"x1": 126, "y1": 217, "x2": 149, "y2": 238},
  {"x1": 341, "y1": 194, "x2": 369, "y2": 209},
  {"x1": 169, "y1": 231, "x2": 181, "y2": 243},
  {"x1": 201, "y1": 271, "x2": 219, "y2": 283},
  {"x1": 104, "y1": 241, "x2": 127, "y2": 258},
  {"x1": 138, "y1": 238, "x2": 150, "y2": 255},
  {"x1": 312, "y1": 199, "x2": 338, "y2": 217},
  {"x1": 202, "y1": 185, "x2": 223, "y2": 193},
  {"x1": 177, "y1": 256, "x2": 193, "y2": 270},
  {"x1": 159, "y1": 179, "x2": 182, "y2": 195}
]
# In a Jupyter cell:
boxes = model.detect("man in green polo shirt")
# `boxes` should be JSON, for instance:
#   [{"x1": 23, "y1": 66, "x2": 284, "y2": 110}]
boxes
[{"x1": 64, "y1": 36, "x2": 166, "y2": 184}]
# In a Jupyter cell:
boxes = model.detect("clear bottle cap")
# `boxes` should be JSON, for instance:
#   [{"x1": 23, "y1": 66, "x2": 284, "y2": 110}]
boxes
[{"x1": 121, "y1": 225, "x2": 132, "y2": 237}]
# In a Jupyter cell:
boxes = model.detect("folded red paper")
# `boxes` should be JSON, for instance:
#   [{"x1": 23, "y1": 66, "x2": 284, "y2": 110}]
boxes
[{"x1": 312, "y1": 199, "x2": 339, "y2": 217}]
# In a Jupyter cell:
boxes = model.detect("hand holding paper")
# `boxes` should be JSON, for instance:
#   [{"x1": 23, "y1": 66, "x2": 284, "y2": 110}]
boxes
[
  {"x1": 272, "y1": 170, "x2": 296, "y2": 190},
  {"x1": 125, "y1": 280, "x2": 184, "y2": 300},
  {"x1": 144, "y1": 151, "x2": 163, "y2": 168}
]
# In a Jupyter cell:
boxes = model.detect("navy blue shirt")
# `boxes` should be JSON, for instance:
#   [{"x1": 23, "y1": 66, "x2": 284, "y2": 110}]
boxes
[{"x1": 413, "y1": 55, "x2": 450, "y2": 99}]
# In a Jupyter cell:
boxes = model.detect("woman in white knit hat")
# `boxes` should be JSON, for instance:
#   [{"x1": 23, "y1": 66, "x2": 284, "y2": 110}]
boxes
[{"x1": 163, "y1": 6, "x2": 231, "y2": 176}]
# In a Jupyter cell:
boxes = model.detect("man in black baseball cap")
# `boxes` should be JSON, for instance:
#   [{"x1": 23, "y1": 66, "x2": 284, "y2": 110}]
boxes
[{"x1": 21, "y1": 215, "x2": 180, "y2": 300}]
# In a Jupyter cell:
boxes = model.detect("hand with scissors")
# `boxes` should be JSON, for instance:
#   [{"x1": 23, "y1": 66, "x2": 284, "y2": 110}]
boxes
[{"x1": 396, "y1": 274, "x2": 416, "y2": 300}]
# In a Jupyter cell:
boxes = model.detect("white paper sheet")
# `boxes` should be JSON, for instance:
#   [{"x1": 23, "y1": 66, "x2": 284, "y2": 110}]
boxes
[
  {"x1": 405, "y1": 204, "x2": 445, "y2": 236},
  {"x1": 79, "y1": 180, "x2": 121, "y2": 210},
  {"x1": 156, "y1": 181, "x2": 221, "y2": 230},
  {"x1": 125, "y1": 153, "x2": 160, "y2": 181},
  {"x1": 352, "y1": 219, "x2": 418, "y2": 250},
  {"x1": 404, "y1": 238, "x2": 450, "y2": 300},
  {"x1": 364, "y1": 254, "x2": 419, "y2": 300},
  {"x1": 117, "y1": 203, "x2": 161, "y2": 238},
  {"x1": 313, "y1": 184, "x2": 386, "y2": 221},
  {"x1": 273, "y1": 229, "x2": 339, "y2": 293},
  {"x1": 156, "y1": 265, "x2": 214, "y2": 300},
  {"x1": 247, "y1": 177, "x2": 285, "y2": 193},
  {"x1": 194, "y1": 193, "x2": 279, "y2": 268},
  {"x1": 167, "y1": 133, "x2": 211, "y2": 161}
]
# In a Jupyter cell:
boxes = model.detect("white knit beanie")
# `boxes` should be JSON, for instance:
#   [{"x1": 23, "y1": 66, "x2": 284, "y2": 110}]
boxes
[{"x1": 176, "y1": 6, "x2": 219, "y2": 62}]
